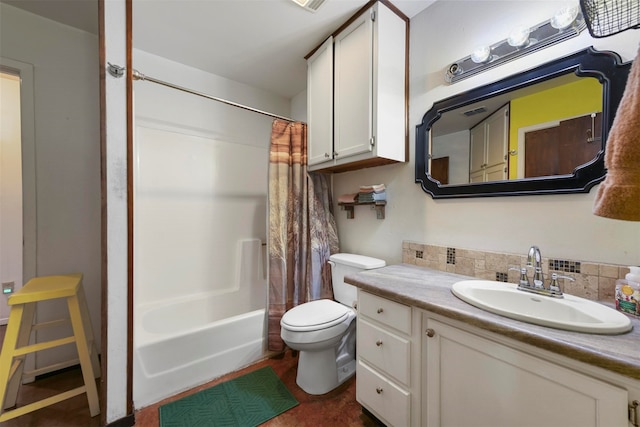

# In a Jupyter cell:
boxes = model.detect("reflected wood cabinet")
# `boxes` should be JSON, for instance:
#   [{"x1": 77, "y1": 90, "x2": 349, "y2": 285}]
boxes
[{"x1": 307, "y1": 0, "x2": 408, "y2": 173}]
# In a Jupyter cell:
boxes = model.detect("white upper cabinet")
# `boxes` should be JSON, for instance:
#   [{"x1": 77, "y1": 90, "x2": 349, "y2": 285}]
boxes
[
  {"x1": 307, "y1": 1, "x2": 407, "y2": 172},
  {"x1": 307, "y1": 36, "x2": 334, "y2": 166},
  {"x1": 334, "y1": 11, "x2": 374, "y2": 161}
]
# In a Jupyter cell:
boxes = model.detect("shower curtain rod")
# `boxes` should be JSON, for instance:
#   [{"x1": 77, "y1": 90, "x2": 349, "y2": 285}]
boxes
[{"x1": 126, "y1": 66, "x2": 296, "y2": 122}]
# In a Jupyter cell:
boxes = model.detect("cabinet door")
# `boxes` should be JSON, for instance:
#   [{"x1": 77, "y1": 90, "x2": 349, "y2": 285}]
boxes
[
  {"x1": 307, "y1": 36, "x2": 333, "y2": 167},
  {"x1": 333, "y1": 9, "x2": 373, "y2": 159},
  {"x1": 468, "y1": 125, "x2": 485, "y2": 174},
  {"x1": 485, "y1": 105, "x2": 508, "y2": 179},
  {"x1": 423, "y1": 318, "x2": 628, "y2": 427},
  {"x1": 484, "y1": 163, "x2": 507, "y2": 182}
]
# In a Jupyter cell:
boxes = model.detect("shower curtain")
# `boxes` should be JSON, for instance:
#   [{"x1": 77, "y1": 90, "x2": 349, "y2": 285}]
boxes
[{"x1": 268, "y1": 119, "x2": 339, "y2": 352}]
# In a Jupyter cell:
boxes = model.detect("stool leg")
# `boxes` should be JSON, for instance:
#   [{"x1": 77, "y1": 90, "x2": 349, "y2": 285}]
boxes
[
  {"x1": 77, "y1": 285, "x2": 100, "y2": 378},
  {"x1": 0, "y1": 302, "x2": 36, "y2": 411},
  {"x1": 67, "y1": 294, "x2": 100, "y2": 417}
]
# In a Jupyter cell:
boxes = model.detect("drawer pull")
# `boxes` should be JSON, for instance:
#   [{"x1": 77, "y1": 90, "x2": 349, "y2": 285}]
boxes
[
  {"x1": 376, "y1": 339, "x2": 383, "y2": 347},
  {"x1": 376, "y1": 387, "x2": 383, "y2": 394},
  {"x1": 630, "y1": 400, "x2": 639, "y2": 427},
  {"x1": 377, "y1": 307, "x2": 384, "y2": 314},
  {"x1": 425, "y1": 328, "x2": 435, "y2": 337}
]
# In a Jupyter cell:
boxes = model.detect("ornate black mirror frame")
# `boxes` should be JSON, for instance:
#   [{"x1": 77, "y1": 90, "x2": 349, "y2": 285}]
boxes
[{"x1": 415, "y1": 47, "x2": 631, "y2": 199}]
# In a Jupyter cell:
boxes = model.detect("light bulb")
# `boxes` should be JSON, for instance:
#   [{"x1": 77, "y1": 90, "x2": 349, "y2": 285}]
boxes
[
  {"x1": 508, "y1": 25, "x2": 531, "y2": 47},
  {"x1": 551, "y1": 5, "x2": 579, "y2": 30},
  {"x1": 471, "y1": 46, "x2": 491, "y2": 63}
]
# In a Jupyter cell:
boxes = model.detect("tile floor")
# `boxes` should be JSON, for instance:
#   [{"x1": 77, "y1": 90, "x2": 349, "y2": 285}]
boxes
[{"x1": 0, "y1": 325, "x2": 375, "y2": 426}]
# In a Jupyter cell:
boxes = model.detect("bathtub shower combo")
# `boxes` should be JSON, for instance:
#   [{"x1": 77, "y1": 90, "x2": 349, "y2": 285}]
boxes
[
  {"x1": 131, "y1": 52, "x2": 300, "y2": 408},
  {"x1": 133, "y1": 121, "x2": 270, "y2": 407},
  {"x1": 133, "y1": 238, "x2": 267, "y2": 408}
]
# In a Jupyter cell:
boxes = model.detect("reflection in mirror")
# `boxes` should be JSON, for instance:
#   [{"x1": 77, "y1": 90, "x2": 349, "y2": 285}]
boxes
[
  {"x1": 431, "y1": 73, "x2": 603, "y2": 185},
  {"x1": 416, "y1": 47, "x2": 631, "y2": 198}
]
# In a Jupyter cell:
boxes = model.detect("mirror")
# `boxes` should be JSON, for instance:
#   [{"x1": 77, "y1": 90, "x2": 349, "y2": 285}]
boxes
[{"x1": 415, "y1": 47, "x2": 631, "y2": 198}]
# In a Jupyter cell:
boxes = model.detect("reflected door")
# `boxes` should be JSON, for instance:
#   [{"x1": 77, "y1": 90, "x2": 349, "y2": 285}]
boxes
[{"x1": 525, "y1": 113, "x2": 602, "y2": 178}]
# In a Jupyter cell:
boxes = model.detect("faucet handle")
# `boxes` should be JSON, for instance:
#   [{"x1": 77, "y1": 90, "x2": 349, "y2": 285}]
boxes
[
  {"x1": 509, "y1": 267, "x2": 529, "y2": 288},
  {"x1": 549, "y1": 273, "x2": 574, "y2": 295}
]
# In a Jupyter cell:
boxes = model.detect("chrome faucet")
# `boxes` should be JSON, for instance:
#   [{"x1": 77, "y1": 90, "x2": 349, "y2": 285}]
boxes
[
  {"x1": 527, "y1": 245, "x2": 544, "y2": 289},
  {"x1": 509, "y1": 245, "x2": 574, "y2": 298}
]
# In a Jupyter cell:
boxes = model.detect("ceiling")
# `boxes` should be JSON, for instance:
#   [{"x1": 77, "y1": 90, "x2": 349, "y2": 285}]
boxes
[{"x1": 2, "y1": 0, "x2": 435, "y2": 99}]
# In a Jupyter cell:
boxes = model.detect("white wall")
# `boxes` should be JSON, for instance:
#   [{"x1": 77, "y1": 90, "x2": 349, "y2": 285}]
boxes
[
  {"x1": 0, "y1": 3, "x2": 102, "y2": 364},
  {"x1": 291, "y1": 89, "x2": 307, "y2": 122},
  {"x1": 432, "y1": 129, "x2": 470, "y2": 185},
  {"x1": 332, "y1": 0, "x2": 640, "y2": 266}
]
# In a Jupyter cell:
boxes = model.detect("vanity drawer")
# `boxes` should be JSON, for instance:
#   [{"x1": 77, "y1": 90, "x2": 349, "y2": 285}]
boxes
[
  {"x1": 358, "y1": 318, "x2": 410, "y2": 385},
  {"x1": 357, "y1": 360, "x2": 410, "y2": 427},
  {"x1": 358, "y1": 291, "x2": 411, "y2": 334}
]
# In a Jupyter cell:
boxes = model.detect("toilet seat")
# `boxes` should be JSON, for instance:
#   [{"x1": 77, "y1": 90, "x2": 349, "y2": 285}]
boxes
[{"x1": 281, "y1": 299, "x2": 353, "y2": 332}]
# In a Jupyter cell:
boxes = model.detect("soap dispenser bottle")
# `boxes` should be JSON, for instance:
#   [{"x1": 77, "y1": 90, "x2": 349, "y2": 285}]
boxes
[
  {"x1": 627, "y1": 266, "x2": 640, "y2": 284},
  {"x1": 615, "y1": 266, "x2": 640, "y2": 317}
]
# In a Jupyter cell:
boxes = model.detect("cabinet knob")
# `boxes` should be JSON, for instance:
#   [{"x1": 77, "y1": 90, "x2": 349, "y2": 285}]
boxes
[
  {"x1": 376, "y1": 387, "x2": 383, "y2": 394},
  {"x1": 324, "y1": 152, "x2": 330, "y2": 158},
  {"x1": 425, "y1": 328, "x2": 435, "y2": 337},
  {"x1": 376, "y1": 339, "x2": 383, "y2": 347},
  {"x1": 377, "y1": 307, "x2": 384, "y2": 314}
]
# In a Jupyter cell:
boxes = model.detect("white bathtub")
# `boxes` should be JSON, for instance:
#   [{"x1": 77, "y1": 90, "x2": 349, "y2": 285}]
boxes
[{"x1": 133, "y1": 239, "x2": 267, "y2": 408}]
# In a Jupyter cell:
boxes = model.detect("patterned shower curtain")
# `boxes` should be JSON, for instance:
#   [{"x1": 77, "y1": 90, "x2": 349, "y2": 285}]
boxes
[{"x1": 268, "y1": 119, "x2": 339, "y2": 352}]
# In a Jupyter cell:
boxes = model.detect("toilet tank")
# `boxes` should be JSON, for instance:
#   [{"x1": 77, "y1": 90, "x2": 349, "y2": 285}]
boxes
[{"x1": 329, "y1": 253, "x2": 386, "y2": 307}]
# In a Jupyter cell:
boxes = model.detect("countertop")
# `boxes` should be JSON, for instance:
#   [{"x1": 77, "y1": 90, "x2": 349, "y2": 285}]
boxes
[{"x1": 345, "y1": 263, "x2": 640, "y2": 381}]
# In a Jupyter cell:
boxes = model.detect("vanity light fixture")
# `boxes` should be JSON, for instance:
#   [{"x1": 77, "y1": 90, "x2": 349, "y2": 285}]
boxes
[
  {"x1": 445, "y1": 5, "x2": 586, "y2": 83},
  {"x1": 471, "y1": 46, "x2": 491, "y2": 63},
  {"x1": 507, "y1": 25, "x2": 531, "y2": 47},
  {"x1": 551, "y1": 4, "x2": 580, "y2": 29}
]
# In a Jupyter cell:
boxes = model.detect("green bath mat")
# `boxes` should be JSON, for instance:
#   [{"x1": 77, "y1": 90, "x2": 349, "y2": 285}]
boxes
[{"x1": 159, "y1": 366, "x2": 299, "y2": 427}]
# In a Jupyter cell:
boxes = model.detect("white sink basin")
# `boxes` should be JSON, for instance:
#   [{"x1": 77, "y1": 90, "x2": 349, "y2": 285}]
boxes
[{"x1": 451, "y1": 280, "x2": 632, "y2": 334}]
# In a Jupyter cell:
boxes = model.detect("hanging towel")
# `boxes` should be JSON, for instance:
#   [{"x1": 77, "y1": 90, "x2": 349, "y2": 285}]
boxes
[{"x1": 593, "y1": 45, "x2": 640, "y2": 221}]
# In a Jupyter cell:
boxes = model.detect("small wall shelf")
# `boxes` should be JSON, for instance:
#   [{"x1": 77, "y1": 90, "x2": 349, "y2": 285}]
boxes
[{"x1": 338, "y1": 201, "x2": 386, "y2": 219}]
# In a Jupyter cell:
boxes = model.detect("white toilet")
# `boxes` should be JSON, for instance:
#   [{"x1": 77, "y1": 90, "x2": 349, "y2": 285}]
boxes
[{"x1": 280, "y1": 253, "x2": 385, "y2": 395}]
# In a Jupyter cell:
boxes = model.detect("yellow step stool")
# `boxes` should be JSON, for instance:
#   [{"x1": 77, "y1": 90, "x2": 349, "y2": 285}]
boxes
[{"x1": 0, "y1": 273, "x2": 100, "y2": 421}]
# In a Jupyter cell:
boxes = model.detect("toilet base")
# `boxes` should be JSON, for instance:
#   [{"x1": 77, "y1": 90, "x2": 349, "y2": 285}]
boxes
[{"x1": 296, "y1": 348, "x2": 355, "y2": 395}]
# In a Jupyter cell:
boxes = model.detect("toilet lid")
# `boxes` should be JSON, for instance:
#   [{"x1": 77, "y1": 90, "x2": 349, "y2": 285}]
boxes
[{"x1": 281, "y1": 299, "x2": 352, "y2": 332}]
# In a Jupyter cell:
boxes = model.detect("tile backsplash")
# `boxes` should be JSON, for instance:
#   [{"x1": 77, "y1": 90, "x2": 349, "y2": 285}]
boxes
[{"x1": 402, "y1": 241, "x2": 632, "y2": 302}]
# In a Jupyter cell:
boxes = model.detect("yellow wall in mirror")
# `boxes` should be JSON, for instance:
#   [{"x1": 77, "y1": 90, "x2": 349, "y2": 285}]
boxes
[{"x1": 508, "y1": 78, "x2": 603, "y2": 178}]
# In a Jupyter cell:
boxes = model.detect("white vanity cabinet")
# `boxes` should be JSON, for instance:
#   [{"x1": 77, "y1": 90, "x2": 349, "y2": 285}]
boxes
[
  {"x1": 307, "y1": 1, "x2": 407, "y2": 172},
  {"x1": 356, "y1": 290, "x2": 421, "y2": 426},
  {"x1": 422, "y1": 315, "x2": 633, "y2": 427}
]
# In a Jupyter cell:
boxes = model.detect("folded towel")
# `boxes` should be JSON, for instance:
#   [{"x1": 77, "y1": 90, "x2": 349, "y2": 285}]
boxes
[
  {"x1": 357, "y1": 191, "x2": 387, "y2": 202},
  {"x1": 338, "y1": 193, "x2": 358, "y2": 204},
  {"x1": 593, "y1": 45, "x2": 640, "y2": 221},
  {"x1": 359, "y1": 184, "x2": 386, "y2": 193}
]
